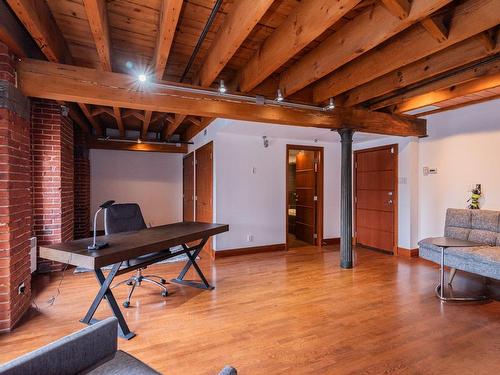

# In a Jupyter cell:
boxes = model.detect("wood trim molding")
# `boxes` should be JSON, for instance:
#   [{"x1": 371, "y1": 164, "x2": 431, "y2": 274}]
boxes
[
  {"x1": 397, "y1": 247, "x2": 419, "y2": 258},
  {"x1": 322, "y1": 237, "x2": 340, "y2": 246},
  {"x1": 215, "y1": 243, "x2": 286, "y2": 258}
]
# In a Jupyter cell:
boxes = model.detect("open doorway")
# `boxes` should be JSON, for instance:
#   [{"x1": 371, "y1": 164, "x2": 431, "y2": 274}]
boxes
[{"x1": 286, "y1": 145, "x2": 323, "y2": 249}]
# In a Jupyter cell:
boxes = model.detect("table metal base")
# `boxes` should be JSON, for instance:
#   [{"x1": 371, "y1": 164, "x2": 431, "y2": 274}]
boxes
[{"x1": 436, "y1": 246, "x2": 490, "y2": 303}]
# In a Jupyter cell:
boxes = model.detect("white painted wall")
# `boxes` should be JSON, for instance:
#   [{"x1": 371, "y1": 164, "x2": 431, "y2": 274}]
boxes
[
  {"x1": 90, "y1": 149, "x2": 183, "y2": 230},
  {"x1": 419, "y1": 99, "x2": 500, "y2": 240}
]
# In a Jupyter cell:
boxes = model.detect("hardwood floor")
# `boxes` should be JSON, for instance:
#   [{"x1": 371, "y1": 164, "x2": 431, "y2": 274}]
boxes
[{"x1": 1, "y1": 246, "x2": 499, "y2": 374}]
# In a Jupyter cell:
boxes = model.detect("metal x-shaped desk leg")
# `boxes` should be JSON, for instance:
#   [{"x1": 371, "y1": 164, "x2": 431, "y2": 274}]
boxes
[
  {"x1": 80, "y1": 262, "x2": 136, "y2": 339},
  {"x1": 170, "y1": 237, "x2": 214, "y2": 290}
]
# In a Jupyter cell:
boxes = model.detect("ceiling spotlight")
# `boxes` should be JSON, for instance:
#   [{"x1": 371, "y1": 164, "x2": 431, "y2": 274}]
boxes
[
  {"x1": 276, "y1": 89, "x2": 284, "y2": 102},
  {"x1": 218, "y1": 80, "x2": 227, "y2": 94},
  {"x1": 324, "y1": 97, "x2": 335, "y2": 111},
  {"x1": 138, "y1": 74, "x2": 147, "y2": 82}
]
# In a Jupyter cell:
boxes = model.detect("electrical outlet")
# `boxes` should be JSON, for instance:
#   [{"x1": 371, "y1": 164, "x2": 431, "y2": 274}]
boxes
[
  {"x1": 247, "y1": 234, "x2": 254, "y2": 242},
  {"x1": 18, "y1": 282, "x2": 26, "y2": 295}
]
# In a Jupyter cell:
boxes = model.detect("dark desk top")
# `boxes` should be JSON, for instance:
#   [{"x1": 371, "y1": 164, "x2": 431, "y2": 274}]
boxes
[
  {"x1": 39, "y1": 222, "x2": 228, "y2": 269},
  {"x1": 426, "y1": 237, "x2": 481, "y2": 248}
]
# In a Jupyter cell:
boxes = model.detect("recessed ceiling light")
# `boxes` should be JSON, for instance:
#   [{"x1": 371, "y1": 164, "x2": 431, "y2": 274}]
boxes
[
  {"x1": 138, "y1": 74, "x2": 147, "y2": 82},
  {"x1": 276, "y1": 89, "x2": 284, "y2": 102},
  {"x1": 218, "y1": 80, "x2": 227, "y2": 94}
]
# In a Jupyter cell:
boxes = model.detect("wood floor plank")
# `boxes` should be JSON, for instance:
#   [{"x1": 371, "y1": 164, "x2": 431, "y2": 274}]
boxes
[{"x1": 0, "y1": 246, "x2": 498, "y2": 374}]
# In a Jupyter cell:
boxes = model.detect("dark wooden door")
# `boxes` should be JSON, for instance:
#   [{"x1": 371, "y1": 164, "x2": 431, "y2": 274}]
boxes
[
  {"x1": 195, "y1": 142, "x2": 213, "y2": 254},
  {"x1": 355, "y1": 145, "x2": 397, "y2": 253},
  {"x1": 295, "y1": 150, "x2": 317, "y2": 244},
  {"x1": 183, "y1": 152, "x2": 194, "y2": 221}
]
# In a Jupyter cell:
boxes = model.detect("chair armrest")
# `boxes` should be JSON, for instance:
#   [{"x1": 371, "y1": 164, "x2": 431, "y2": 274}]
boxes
[{"x1": 0, "y1": 318, "x2": 118, "y2": 375}]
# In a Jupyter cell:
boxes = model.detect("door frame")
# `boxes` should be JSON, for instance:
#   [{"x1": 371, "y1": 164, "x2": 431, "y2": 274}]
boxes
[
  {"x1": 285, "y1": 144, "x2": 324, "y2": 248},
  {"x1": 353, "y1": 144, "x2": 398, "y2": 255},
  {"x1": 182, "y1": 151, "x2": 195, "y2": 221}
]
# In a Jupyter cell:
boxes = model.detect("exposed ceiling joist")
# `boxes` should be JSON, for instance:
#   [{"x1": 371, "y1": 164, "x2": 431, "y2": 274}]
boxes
[
  {"x1": 141, "y1": 110, "x2": 153, "y2": 139},
  {"x1": 113, "y1": 107, "x2": 125, "y2": 137},
  {"x1": 343, "y1": 32, "x2": 500, "y2": 107},
  {"x1": 371, "y1": 56, "x2": 500, "y2": 110},
  {"x1": 163, "y1": 114, "x2": 187, "y2": 140},
  {"x1": 183, "y1": 117, "x2": 216, "y2": 141},
  {"x1": 83, "y1": 0, "x2": 112, "y2": 71},
  {"x1": 279, "y1": 0, "x2": 451, "y2": 98},
  {"x1": 479, "y1": 29, "x2": 497, "y2": 52},
  {"x1": 235, "y1": 0, "x2": 361, "y2": 93},
  {"x1": 91, "y1": 106, "x2": 114, "y2": 117},
  {"x1": 381, "y1": 0, "x2": 412, "y2": 20},
  {"x1": 152, "y1": 0, "x2": 183, "y2": 81},
  {"x1": 122, "y1": 109, "x2": 145, "y2": 122},
  {"x1": 78, "y1": 103, "x2": 103, "y2": 135},
  {"x1": 6, "y1": 0, "x2": 73, "y2": 64},
  {"x1": 420, "y1": 16, "x2": 449, "y2": 43},
  {"x1": 313, "y1": 0, "x2": 500, "y2": 103},
  {"x1": 393, "y1": 71, "x2": 500, "y2": 113},
  {"x1": 193, "y1": 0, "x2": 274, "y2": 87},
  {"x1": 16, "y1": 59, "x2": 426, "y2": 137}
]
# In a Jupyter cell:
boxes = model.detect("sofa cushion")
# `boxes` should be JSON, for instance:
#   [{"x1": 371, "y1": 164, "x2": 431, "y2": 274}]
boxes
[
  {"x1": 469, "y1": 229, "x2": 497, "y2": 246},
  {"x1": 444, "y1": 227, "x2": 471, "y2": 240},
  {"x1": 84, "y1": 350, "x2": 161, "y2": 375},
  {"x1": 446, "y1": 208, "x2": 471, "y2": 228},
  {"x1": 471, "y1": 210, "x2": 499, "y2": 232}
]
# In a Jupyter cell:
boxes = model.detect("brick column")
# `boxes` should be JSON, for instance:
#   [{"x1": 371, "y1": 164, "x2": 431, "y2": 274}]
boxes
[
  {"x1": 31, "y1": 100, "x2": 74, "y2": 273},
  {"x1": 73, "y1": 125, "x2": 90, "y2": 239},
  {"x1": 0, "y1": 42, "x2": 32, "y2": 331}
]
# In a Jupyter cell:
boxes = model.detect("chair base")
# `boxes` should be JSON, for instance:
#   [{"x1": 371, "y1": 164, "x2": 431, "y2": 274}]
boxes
[{"x1": 112, "y1": 269, "x2": 168, "y2": 308}]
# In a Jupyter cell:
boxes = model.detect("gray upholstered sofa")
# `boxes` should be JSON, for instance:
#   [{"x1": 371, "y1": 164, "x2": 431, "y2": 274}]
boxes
[
  {"x1": 419, "y1": 208, "x2": 500, "y2": 281},
  {"x1": 0, "y1": 318, "x2": 237, "y2": 375}
]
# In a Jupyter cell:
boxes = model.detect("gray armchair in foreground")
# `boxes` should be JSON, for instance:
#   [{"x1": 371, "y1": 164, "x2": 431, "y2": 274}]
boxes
[{"x1": 0, "y1": 318, "x2": 237, "y2": 375}]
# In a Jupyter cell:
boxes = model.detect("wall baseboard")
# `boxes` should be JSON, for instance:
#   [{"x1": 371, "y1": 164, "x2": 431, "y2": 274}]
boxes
[
  {"x1": 322, "y1": 237, "x2": 340, "y2": 245},
  {"x1": 398, "y1": 247, "x2": 419, "y2": 258},
  {"x1": 215, "y1": 243, "x2": 286, "y2": 258}
]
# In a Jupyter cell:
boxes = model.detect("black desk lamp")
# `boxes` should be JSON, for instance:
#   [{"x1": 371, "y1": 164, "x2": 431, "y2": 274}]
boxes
[{"x1": 88, "y1": 200, "x2": 115, "y2": 250}]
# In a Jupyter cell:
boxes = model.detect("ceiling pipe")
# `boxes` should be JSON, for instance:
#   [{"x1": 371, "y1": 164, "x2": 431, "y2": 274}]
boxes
[{"x1": 180, "y1": 0, "x2": 223, "y2": 83}]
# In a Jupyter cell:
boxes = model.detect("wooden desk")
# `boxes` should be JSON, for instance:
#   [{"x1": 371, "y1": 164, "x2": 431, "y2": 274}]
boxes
[{"x1": 39, "y1": 222, "x2": 229, "y2": 339}]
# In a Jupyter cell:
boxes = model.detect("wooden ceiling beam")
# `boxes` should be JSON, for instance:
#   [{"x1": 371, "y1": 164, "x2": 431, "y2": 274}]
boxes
[
  {"x1": 313, "y1": 0, "x2": 500, "y2": 103},
  {"x1": 371, "y1": 56, "x2": 500, "y2": 110},
  {"x1": 78, "y1": 103, "x2": 103, "y2": 135},
  {"x1": 6, "y1": 0, "x2": 73, "y2": 64},
  {"x1": 152, "y1": 0, "x2": 183, "y2": 81},
  {"x1": 89, "y1": 138, "x2": 188, "y2": 154},
  {"x1": 67, "y1": 103, "x2": 91, "y2": 133},
  {"x1": 478, "y1": 29, "x2": 497, "y2": 52},
  {"x1": 393, "y1": 71, "x2": 500, "y2": 113},
  {"x1": 235, "y1": 0, "x2": 361, "y2": 93},
  {"x1": 279, "y1": 0, "x2": 451, "y2": 98},
  {"x1": 420, "y1": 16, "x2": 448, "y2": 43},
  {"x1": 122, "y1": 109, "x2": 145, "y2": 122},
  {"x1": 381, "y1": 0, "x2": 412, "y2": 20},
  {"x1": 141, "y1": 110, "x2": 153, "y2": 139},
  {"x1": 343, "y1": 32, "x2": 500, "y2": 107},
  {"x1": 113, "y1": 107, "x2": 125, "y2": 138},
  {"x1": 91, "y1": 106, "x2": 115, "y2": 117},
  {"x1": 193, "y1": 0, "x2": 273, "y2": 87},
  {"x1": 16, "y1": 59, "x2": 426, "y2": 137}
]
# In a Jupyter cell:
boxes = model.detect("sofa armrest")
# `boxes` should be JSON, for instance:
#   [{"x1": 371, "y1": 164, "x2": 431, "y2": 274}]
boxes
[
  {"x1": 218, "y1": 366, "x2": 237, "y2": 375},
  {"x1": 0, "y1": 318, "x2": 118, "y2": 375}
]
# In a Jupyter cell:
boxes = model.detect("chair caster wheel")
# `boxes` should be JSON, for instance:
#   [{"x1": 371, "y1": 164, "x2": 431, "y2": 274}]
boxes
[
  {"x1": 161, "y1": 291, "x2": 168, "y2": 297},
  {"x1": 123, "y1": 301, "x2": 130, "y2": 308},
  {"x1": 160, "y1": 279, "x2": 166, "y2": 284},
  {"x1": 126, "y1": 281, "x2": 133, "y2": 286}
]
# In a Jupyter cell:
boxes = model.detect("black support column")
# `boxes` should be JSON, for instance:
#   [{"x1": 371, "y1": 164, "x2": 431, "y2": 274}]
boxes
[{"x1": 338, "y1": 128, "x2": 354, "y2": 269}]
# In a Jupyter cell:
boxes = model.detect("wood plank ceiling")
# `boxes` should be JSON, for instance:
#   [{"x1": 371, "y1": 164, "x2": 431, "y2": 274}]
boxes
[{"x1": 4, "y1": 0, "x2": 500, "y2": 142}]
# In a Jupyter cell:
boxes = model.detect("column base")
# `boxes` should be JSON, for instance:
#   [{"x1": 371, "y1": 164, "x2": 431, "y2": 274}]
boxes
[{"x1": 340, "y1": 260, "x2": 353, "y2": 269}]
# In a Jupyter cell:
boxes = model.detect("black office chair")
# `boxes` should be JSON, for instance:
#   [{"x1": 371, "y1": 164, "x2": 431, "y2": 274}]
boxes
[{"x1": 104, "y1": 203, "x2": 168, "y2": 308}]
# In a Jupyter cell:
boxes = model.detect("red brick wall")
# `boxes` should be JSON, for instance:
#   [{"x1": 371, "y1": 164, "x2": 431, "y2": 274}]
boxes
[
  {"x1": 0, "y1": 43, "x2": 32, "y2": 331},
  {"x1": 31, "y1": 100, "x2": 74, "y2": 273},
  {"x1": 73, "y1": 125, "x2": 90, "y2": 239}
]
